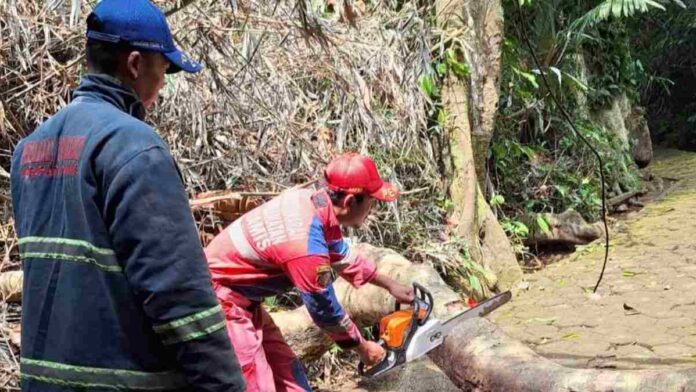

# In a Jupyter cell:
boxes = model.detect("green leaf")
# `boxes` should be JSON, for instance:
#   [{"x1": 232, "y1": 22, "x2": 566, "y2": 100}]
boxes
[
  {"x1": 444, "y1": 49, "x2": 470, "y2": 78},
  {"x1": 263, "y1": 296, "x2": 278, "y2": 310},
  {"x1": 451, "y1": 61, "x2": 470, "y2": 78},
  {"x1": 528, "y1": 317, "x2": 556, "y2": 325},
  {"x1": 562, "y1": 72, "x2": 589, "y2": 91},
  {"x1": 520, "y1": 146, "x2": 537, "y2": 160},
  {"x1": 437, "y1": 109, "x2": 447, "y2": 127},
  {"x1": 490, "y1": 194, "x2": 505, "y2": 207},
  {"x1": 536, "y1": 215, "x2": 551, "y2": 234},
  {"x1": 515, "y1": 222, "x2": 530, "y2": 237},
  {"x1": 555, "y1": 185, "x2": 569, "y2": 198},
  {"x1": 436, "y1": 63, "x2": 447, "y2": 76},
  {"x1": 562, "y1": 332, "x2": 581, "y2": 340},
  {"x1": 513, "y1": 67, "x2": 539, "y2": 89},
  {"x1": 419, "y1": 75, "x2": 438, "y2": 98},
  {"x1": 622, "y1": 270, "x2": 637, "y2": 277},
  {"x1": 468, "y1": 274, "x2": 481, "y2": 292},
  {"x1": 329, "y1": 344, "x2": 343, "y2": 354},
  {"x1": 577, "y1": 0, "x2": 668, "y2": 28}
]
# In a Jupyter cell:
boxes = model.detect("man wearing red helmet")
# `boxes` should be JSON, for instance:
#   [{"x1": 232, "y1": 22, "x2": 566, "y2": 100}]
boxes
[{"x1": 205, "y1": 153, "x2": 414, "y2": 391}]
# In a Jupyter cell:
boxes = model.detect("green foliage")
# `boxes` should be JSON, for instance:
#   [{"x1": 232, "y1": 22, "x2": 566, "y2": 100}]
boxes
[
  {"x1": 419, "y1": 74, "x2": 439, "y2": 99},
  {"x1": 491, "y1": 118, "x2": 639, "y2": 224},
  {"x1": 502, "y1": 219, "x2": 529, "y2": 238},
  {"x1": 583, "y1": 22, "x2": 644, "y2": 110},
  {"x1": 632, "y1": 2, "x2": 696, "y2": 149},
  {"x1": 441, "y1": 48, "x2": 471, "y2": 79},
  {"x1": 491, "y1": 0, "x2": 662, "y2": 257},
  {"x1": 420, "y1": 45, "x2": 470, "y2": 138},
  {"x1": 328, "y1": 344, "x2": 343, "y2": 355},
  {"x1": 574, "y1": 0, "x2": 685, "y2": 30},
  {"x1": 263, "y1": 296, "x2": 278, "y2": 311},
  {"x1": 512, "y1": 66, "x2": 540, "y2": 89},
  {"x1": 536, "y1": 214, "x2": 551, "y2": 234},
  {"x1": 501, "y1": 218, "x2": 530, "y2": 255},
  {"x1": 361, "y1": 326, "x2": 375, "y2": 340},
  {"x1": 490, "y1": 194, "x2": 506, "y2": 208}
]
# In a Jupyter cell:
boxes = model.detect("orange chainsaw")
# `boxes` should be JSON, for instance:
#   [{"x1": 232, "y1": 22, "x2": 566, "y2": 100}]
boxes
[{"x1": 358, "y1": 283, "x2": 511, "y2": 378}]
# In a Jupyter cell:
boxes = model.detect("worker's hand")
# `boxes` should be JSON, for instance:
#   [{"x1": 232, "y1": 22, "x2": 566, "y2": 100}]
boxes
[
  {"x1": 357, "y1": 340, "x2": 386, "y2": 367},
  {"x1": 372, "y1": 273, "x2": 415, "y2": 304},
  {"x1": 388, "y1": 282, "x2": 415, "y2": 304}
]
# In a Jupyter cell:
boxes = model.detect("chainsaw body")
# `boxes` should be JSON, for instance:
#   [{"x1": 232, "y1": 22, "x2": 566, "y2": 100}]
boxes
[
  {"x1": 358, "y1": 283, "x2": 433, "y2": 378},
  {"x1": 358, "y1": 283, "x2": 513, "y2": 379}
]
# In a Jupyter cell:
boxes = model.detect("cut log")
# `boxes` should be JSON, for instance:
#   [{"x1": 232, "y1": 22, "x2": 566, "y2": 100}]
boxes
[
  {"x1": 270, "y1": 243, "x2": 465, "y2": 360},
  {"x1": 607, "y1": 190, "x2": 642, "y2": 208},
  {"x1": 430, "y1": 317, "x2": 696, "y2": 392},
  {"x1": 524, "y1": 209, "x2": 604, "y2": 247}
]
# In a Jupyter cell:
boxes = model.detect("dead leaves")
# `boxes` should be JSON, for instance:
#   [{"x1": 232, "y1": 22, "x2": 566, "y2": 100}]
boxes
[
  {"x1": 0, "y1": 272, "x2": 22, "y2": 304},
  {"x1": 623, "y1": 302, "x2": 640, "y2": 316}
]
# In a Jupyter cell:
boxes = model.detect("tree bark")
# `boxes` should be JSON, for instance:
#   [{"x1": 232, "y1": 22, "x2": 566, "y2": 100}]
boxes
[
  {"x1": 430, "y1": 317, "x2": 696, "y2": 392},
  {"x1": 436, "y1": 0, "x2": 522, "y2": 295}
]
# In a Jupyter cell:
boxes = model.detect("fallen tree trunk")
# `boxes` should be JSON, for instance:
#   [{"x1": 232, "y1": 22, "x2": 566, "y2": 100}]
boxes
[
  {"x1": 524, "y1": 209, "x2": 604, "y2": 247},
  {"x1": 270, "y1": 243, "x2": 465, "y2": 359},
  {"x1": 430, "y1": 317, "x2": 696, "y2": 392},
  {"x1": 607, "y1": 190, "x2": 642, "y2": 208}
]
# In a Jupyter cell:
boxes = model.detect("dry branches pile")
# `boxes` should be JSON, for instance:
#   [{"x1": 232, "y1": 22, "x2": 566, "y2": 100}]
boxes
[
  {"x1": 0, "y1": 0, "x2": 457, "y2": 388},
  {"x1": 156, "y1": 0, "x2": 446, "y2": 251},
  {"x1": 0, "y1": 1, "x2": 84, "y2": 171}
]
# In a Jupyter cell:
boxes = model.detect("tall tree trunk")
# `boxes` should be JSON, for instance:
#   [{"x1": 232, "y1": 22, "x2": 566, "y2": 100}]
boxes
[{"x1": 436, "y1": 0, "x2": 522, "y2": 295}]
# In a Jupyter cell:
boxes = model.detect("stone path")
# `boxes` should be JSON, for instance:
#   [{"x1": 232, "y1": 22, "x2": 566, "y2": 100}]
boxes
[{"x1": 492, "y1": 149, "x2": 696, "y2": 370}]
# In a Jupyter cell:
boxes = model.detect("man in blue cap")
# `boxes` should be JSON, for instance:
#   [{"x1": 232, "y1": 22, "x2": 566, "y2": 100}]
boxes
[{"x1": 11, "y1": 1, "x2": 245, "y2": 391}]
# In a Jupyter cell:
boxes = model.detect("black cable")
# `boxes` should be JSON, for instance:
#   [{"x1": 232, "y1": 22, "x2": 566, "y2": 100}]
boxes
[{"x1": 513, "y1": 1, "x2": 610, "y2": 293}]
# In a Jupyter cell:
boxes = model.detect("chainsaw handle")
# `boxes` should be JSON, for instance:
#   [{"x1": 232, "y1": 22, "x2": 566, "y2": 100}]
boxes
[
  {"x1": 358, "y1": 344, "x2": 400, "y2": 378},
  {"x1": 412, "y1": 282, "x2": 433, "y2": 326},
  {"x1": 395, "y1": 282, "x2": 434, "y2": 320}
]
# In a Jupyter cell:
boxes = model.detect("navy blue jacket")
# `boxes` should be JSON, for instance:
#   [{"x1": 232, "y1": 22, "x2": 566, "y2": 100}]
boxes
[{"x1": 11, "y1": 74, "x2": 245, "y2": 392}]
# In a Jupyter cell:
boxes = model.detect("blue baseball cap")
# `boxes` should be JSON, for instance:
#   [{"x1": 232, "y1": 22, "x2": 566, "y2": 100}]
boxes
[{"x1": 86, "y1": 0, "x2": 202, "y2": 74}]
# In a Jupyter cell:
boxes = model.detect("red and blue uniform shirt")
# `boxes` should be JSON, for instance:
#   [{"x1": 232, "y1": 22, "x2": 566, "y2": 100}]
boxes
[{"x1": 205, "y1": 188, "x2": 377, "y2": 348}]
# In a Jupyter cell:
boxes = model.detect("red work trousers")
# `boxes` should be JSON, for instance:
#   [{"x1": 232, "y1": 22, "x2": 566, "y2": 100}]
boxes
[{"x1": 215, "y1": 284, "x2": 312, "y2": 392}]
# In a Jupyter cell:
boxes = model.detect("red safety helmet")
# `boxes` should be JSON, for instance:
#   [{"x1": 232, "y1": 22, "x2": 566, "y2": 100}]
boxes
[{"x1": 324, "y1": 153, "x2": 399, "y2": 202}]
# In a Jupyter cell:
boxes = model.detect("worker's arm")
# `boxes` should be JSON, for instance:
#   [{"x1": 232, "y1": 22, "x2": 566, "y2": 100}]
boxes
[
  {"x1": 327, "y1": 238, "x2": 377, "y2": 287},
  {"x1": 283, "y1": 255, "x2": 386, "y2": 365},
  {"x1": 329, "y1": 238, "x2": 414, "y2": 304},
  {"x1": 283, "y1": 255, "x2": 364, "y2": 348},
  {"x1": 103, "y1": 146, "x2": 245, "y2": 392}
]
